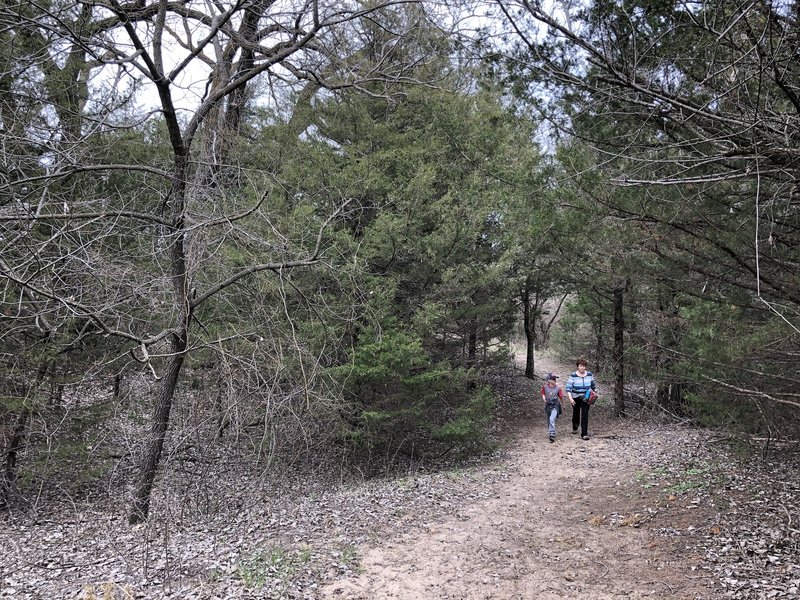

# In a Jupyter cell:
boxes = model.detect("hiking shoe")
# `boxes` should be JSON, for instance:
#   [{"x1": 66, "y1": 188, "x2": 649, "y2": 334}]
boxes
[
  {"x1": 549, "y1": 435, "x2": 555, "y2": 443},
  {"x1": 582, "y1": 435, "x2": 590, "y2": 440},
  {"x1": 571, "y1": 428, "x2": 578, "y2": 434}
]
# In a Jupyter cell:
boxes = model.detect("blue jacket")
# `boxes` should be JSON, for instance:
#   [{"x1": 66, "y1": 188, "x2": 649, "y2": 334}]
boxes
[{"x1": 566, "y1": 371, "x2": 597, "y2": 399}]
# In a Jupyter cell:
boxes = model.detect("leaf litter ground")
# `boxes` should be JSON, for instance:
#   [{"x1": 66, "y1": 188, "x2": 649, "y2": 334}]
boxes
[{"x1": 2, "y1": 357, "x2": 799, "y2": 599}]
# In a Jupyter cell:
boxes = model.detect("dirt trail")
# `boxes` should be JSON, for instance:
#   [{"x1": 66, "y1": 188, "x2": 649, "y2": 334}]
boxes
[{"x1": 321, "y1": 357, "x2": 718, "y2": 599}]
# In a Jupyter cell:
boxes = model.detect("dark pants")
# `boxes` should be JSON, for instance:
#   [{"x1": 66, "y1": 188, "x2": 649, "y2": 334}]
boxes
[{"x1": 572, "y1": 398, "x2": 590, "y2": 437}]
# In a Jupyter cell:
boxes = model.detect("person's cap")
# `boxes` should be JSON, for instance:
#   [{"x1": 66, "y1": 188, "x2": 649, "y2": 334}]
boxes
[{"x1": 547, "y1": 372, "x2": 558, "y2": 380}]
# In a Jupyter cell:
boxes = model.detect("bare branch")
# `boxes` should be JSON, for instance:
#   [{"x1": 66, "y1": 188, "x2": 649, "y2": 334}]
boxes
[{"x1": 700, "y1": 375, "x2": 800, "y2": 410}]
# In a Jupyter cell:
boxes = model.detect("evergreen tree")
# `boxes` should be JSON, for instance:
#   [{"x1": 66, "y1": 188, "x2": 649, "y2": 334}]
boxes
[{"x1": 493, "y1": 0, "x2": 800, "y2": 433}]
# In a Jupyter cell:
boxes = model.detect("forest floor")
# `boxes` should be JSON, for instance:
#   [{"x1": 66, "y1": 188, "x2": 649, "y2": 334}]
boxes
[{"x1": 2, "y1": 355, "x2": 799, "y2": 599}]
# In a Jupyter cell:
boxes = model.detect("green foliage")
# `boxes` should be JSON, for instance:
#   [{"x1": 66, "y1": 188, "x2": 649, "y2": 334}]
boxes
[
  {"x1": 432, "y1": 386, "x2": 496, "y2": 453},
  {"x1": 310, "y1": 83, "x2": 543, "y2": 364},
  {"x1": 684, "y1": 392, "x2": 762, "y2": 434},
  {"x1": 666, "y1": 298, "x2": 797, "y2": 435},
  {"x1": 550, "y1": 297, "x2": 601, "y2": 359},
  {"x1": 634, "y1": 461, "x2": 715, "y2": 496},
  {"x1": 332, "y1": 328, "x2": 496, "y2": 456},
  {"x1": 18, "y1": 401, "x2": 117, "y2": 489},
  {"x1": 333, "y1": 329, "x2": 447, "y2": 447},
  {"x1": 236, "y1": 547, "x2": 312, "y2": 591},
  {"x1": 502, "y1": 0, "x2": 800, "y2": 436},
  {"x1": 339, "y1": 544, "x2": 359, "y2": 567},
  {"x1": 0, "y1": 395, "x2": 27, "y2": 413}
]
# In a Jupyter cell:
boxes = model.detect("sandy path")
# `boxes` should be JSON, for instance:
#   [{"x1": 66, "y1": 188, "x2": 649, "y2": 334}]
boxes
[{"x1": 321, "y1": 357, "x2": 717, "y2": 599}]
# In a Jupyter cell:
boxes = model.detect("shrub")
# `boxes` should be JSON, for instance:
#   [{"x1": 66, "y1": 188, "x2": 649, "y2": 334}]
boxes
[
  {"x1": 432, "y1": 385, "x2": 496, "y2": 453},
  {"x1": 332, "y1": 328, "x2": 495, "y2": 457}
]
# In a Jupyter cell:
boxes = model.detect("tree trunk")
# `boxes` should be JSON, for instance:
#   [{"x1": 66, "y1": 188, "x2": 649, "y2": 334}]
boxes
[
  {"x1": 522, "y1": 288, "x2": 536, "y2": 379},
  {"x1": 222, "y1": 1, "x2": 266, "y2": 138},
  {"x1": 657, "y1": 382, "x2": 684, "y2": 413},
  {"x1": 538, "y1": 292, "x2": 568, "y2": 349},
  {"x1": 655, "y1": 287, "x2": 685, "y2": 414},
  {"x1": 1, "y1": 360, "x2": 48, "y2": 510},
  {"x1": 468, "y1": 326, "x2": 477, "y2": 361},
  {"x1": 613, "y1": 283, "x2": 626, "y2": 417},
  {"x1": 0, "y1": 409, "x2": 30, "y2": 510},
  {"x1": 113, "y1": 372, "x2": 123, "y2": 400},
  {"x1": 129, "y1": 143, "x2": 190, "y2": 523},
  {"x1": 129, "y1": 336, "x2": 187, "y2": 524},
  {"x1": 594, "y1": 324, "x2": 603, "y2": 373}
]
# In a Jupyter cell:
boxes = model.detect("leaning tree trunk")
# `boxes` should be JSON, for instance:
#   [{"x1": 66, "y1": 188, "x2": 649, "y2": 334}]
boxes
[
  {"x1": 129, "y1": 336, "x2": 187, "y2": 524},
  {"x1": 129, "y1": 144, "x2": 191, "y2": 523},
  {"x1": 612, "y1": 282, "x2": 627, "y2": 417},
  {"x1": 128, "y1": 212, "x2": 190, "y2": 524}
]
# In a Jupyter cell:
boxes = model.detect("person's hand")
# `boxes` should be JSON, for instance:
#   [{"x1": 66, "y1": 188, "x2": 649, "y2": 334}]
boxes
[{"x1": 569, "y1": 396, "x2": 575, "y2": 406}]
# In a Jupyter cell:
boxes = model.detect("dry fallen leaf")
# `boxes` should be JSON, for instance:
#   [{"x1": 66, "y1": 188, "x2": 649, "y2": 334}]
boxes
[{"x1": 620, "y1": 514, "x2": 643, "y2": 527}]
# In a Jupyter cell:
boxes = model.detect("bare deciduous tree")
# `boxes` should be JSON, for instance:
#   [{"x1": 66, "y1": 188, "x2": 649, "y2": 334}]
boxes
[{"x1": 0, "y1": 0, "x2": 445, "y2": 522}]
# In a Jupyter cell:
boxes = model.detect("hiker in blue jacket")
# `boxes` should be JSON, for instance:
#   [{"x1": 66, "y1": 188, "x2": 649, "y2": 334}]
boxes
[{"x1": 566, "y1": 356, "x2": 597, "y2": 440}]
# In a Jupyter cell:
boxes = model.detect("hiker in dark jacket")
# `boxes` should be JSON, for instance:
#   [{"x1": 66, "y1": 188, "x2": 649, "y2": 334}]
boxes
[{"x1": 566, "y1": 356, "x2": 597, "y2": 440}]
